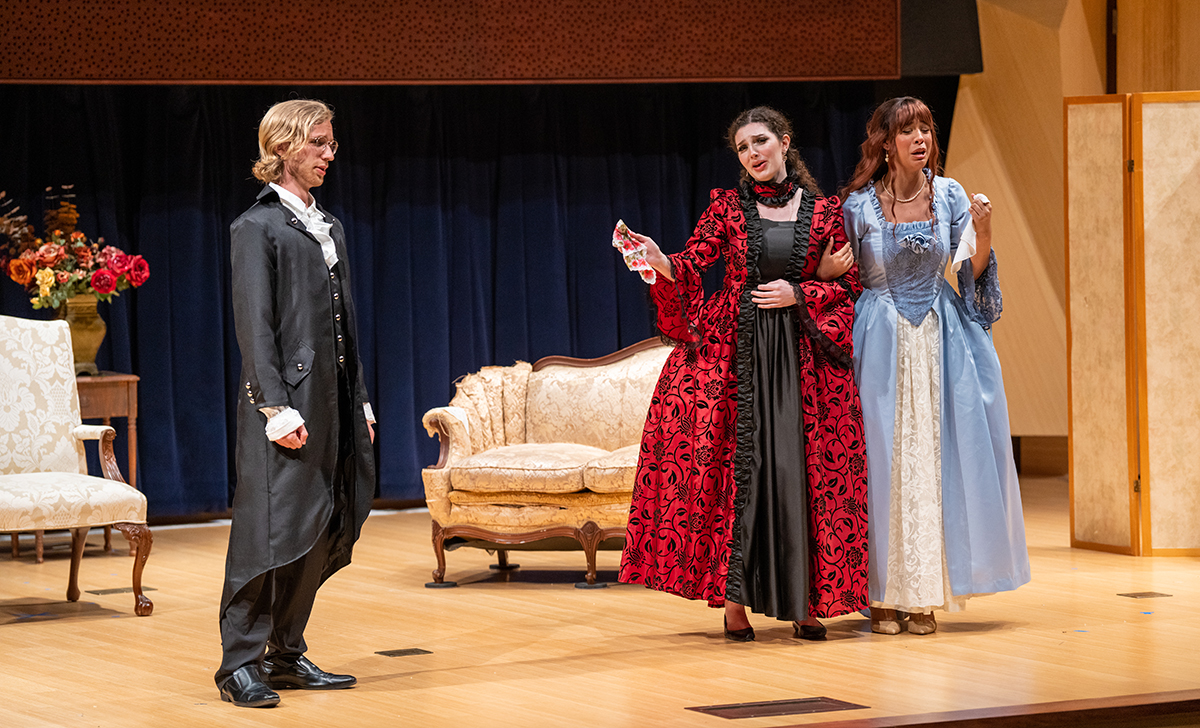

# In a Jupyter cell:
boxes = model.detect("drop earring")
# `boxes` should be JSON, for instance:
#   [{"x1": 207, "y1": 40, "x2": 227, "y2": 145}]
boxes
[{"x1": 884, "y1": 150, "x2": 889, "y2": 163}]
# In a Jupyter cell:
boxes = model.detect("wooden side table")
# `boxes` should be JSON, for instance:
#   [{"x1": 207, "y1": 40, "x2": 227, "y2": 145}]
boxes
[{"x1": 76, "y1": 371, "x2": 139, "y2": 490}]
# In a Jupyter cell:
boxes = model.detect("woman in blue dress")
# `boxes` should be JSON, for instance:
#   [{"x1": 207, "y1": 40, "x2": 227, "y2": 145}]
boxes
[{"x1": 841, "y1": 97, "x2": 1029, "y2": 635}]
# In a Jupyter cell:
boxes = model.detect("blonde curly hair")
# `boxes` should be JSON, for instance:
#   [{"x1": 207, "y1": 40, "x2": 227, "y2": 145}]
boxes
[{"x1": 252, "y1": 99, "x2": 334, "y2": 184}]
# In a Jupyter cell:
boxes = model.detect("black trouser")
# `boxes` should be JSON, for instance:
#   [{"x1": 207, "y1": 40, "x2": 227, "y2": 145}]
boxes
[
  {"x1": 216, "y1": 366, "x2": 355, "y2": 684},
  {"x1": 216, "y1": 523, "x2": 333, "y2": 683}
]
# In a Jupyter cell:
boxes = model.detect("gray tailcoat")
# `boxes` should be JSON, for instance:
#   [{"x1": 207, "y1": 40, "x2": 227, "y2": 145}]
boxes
[{"x1": 220, "y1": 185, "x2": 375, "y2": 612}]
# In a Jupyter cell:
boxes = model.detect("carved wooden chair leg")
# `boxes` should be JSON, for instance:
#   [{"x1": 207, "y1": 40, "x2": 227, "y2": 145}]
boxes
[
  {"x1": 9, "y1": 533, "x2": 17, "y2": 559},
  {"x1": 574, "y1": 521, "x2": 607, "y2": 589},
  {"x1": 112, "y1": 523, "x2": 154, "y2": 616},
  {"x1": 66, "y1": 527, "x2": 88, "y2": 603},
  {"x1": 103, "y1": 525, "x2": 113, "y2": 553},
  {"x1": 425, "y1": 520, "x2": 457, "y2": 588},
  {"x1": 35, "y1": 529, "x2": 45, "y2": 564}
]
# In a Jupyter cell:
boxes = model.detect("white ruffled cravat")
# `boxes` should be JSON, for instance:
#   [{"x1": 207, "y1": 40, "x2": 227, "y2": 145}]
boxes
[{"x1": 271, "y1": 183, "x2": 338, "y2": 269}]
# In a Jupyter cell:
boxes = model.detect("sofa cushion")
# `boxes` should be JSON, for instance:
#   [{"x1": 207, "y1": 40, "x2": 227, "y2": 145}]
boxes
[
  {"x1": 450, "y1": 442, "x2": 609, "y2": 494},
  {"x1": 447, "y1": 490, "x2": 629, "y2": 508},
  {"x1": 582, "y1": 444, "x2": 640, "y2": 494}
]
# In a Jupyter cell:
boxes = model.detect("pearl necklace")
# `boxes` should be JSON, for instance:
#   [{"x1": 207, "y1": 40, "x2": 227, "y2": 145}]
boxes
[{"x1": 882, "y1": 177, "x2": 925, "y2": 204}]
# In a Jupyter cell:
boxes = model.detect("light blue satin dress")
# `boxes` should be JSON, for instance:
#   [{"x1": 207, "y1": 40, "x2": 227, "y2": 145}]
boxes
[{"x1": 843, "y1": 176, "x2": 1029, "y2": 612}]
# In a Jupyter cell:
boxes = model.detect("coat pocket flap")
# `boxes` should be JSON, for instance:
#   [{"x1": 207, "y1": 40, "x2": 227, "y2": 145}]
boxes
[{"x1": 283, "y1": 341, "x2": 316, "y2": 387}]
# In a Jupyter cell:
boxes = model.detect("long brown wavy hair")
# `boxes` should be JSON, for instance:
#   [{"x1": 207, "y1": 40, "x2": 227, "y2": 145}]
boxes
[
  {"x1": 840, "y1": 96, "x2": 941, "y2": 198},
  {"x1": 726, "y1": 106, "x2": 821, "y2": 195}
]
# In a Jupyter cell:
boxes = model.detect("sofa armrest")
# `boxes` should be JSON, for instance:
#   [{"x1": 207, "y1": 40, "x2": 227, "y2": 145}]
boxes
[
  {"x1": 72, "y1": 424, "x2": 128, "y2": 485},
  {"x1": 421, "y1": 406, "x2": 473, "y2": 523},
  {"x1": 422, "y1": 406, "x2": 473, "y2": 470}
]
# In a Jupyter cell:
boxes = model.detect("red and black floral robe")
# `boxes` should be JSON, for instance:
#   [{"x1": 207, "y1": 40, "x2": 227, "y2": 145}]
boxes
[{"x1": 618, "y1": 187, "x2": 868, "y2": 620}]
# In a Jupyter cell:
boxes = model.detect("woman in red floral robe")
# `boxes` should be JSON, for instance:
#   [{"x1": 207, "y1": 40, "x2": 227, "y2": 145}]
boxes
[{"x1": 618, "y1": 107, "x2": 868, "y2": 640}]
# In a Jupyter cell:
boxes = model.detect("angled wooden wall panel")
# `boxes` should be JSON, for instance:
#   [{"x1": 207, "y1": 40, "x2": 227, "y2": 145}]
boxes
[{"x1": 0, "y1": 0, "x2": 900, "y2": 84}]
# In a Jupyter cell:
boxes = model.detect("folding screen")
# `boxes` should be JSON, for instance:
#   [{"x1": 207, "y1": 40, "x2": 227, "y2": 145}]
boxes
[{"x1": 1065, "y1": 90, "x2": 1200, "y2": 556}]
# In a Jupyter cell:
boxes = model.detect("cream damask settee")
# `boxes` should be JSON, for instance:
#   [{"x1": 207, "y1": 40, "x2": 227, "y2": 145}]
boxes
[
  {"x1": 0, "y1": 315, "x2": 153, "y2": 616},
  {"x1": 421, "y1": 338, "x2": 670, "y2": 587}
]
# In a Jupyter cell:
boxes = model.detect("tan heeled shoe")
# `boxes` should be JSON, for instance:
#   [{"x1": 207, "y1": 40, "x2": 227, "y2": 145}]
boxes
[
  {"x1": 870, "y1": 607, "x2": 902, "y2": 635},
  {"x1": 907, "y1": 611, "x2": 937, "y2": 635}
]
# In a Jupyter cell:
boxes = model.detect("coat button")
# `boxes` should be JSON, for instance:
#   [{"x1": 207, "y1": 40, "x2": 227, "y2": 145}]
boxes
[
  {"x1": 297, "y1": 363, "x2": 304, "y2": 370},
  {"x1": 338, "y1": 355, "x2": 345, "y2": 363},
  {"x1": 291, "y1": 217, "x2": 299, "y2": 224},
  {"x1": 333, "y1": 292, "x2": 339, "y2": 299},
  {"x1": 337, "y1": 335, "x2": 343, "y2": 342},
  {"x1": 335, "y1": 313, "x2": 341, "y2": 321}
]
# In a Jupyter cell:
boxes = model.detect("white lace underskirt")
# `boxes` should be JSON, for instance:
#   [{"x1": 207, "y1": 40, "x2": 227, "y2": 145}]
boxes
[{"x1": 870, "y1": 311, "x2": 974, "y2": 614}]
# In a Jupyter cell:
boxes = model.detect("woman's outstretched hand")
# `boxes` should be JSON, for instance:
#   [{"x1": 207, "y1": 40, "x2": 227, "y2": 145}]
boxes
[
  {"x1": 628, "y1": 230, "x2": 675, "y2": 282},
  {"x1": 751, "y1": 279, "x2": 797, "y2": 308},
  {"x1": 816, "y1": 242, "x2": 854, "y2": 281}
]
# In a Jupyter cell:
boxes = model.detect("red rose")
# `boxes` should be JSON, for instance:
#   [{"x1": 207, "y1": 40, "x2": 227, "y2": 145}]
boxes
[
  {"x1": 8, "y1": 258, "x2": 35, "y2": 286},
  {"x1": 90, "y1": 268, "x2": 118, "y2": 295},
  {"x1": 126, "y1": 255, "x2": 150, "y2": 287},
  {"x1": 108, "y1": 250, "x2": 132, "y2": 275}
]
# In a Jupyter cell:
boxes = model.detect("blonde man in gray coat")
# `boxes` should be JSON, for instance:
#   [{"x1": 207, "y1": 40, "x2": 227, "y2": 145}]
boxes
[{"x1": 216, "y1": 99, "x2": 376, "y2": 708}]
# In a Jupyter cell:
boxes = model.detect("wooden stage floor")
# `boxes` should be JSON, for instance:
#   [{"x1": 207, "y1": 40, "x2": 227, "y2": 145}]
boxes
[{"x1": 3, "y1": 476, "x2": 1200, "y2": 727}]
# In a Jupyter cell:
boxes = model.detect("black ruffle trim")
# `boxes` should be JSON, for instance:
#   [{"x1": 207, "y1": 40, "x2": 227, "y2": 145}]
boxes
[
  {"x1": 725, "y1": 185, "x2": 767, "y2": 606},
  {"x1": 835, "y1": 276, "x2": 860, "y2": 304}
]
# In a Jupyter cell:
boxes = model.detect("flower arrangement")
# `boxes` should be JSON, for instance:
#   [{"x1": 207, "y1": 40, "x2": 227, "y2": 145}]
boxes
[{"x1": 1, "y1": 188, "x2": 149, "y2": 310}]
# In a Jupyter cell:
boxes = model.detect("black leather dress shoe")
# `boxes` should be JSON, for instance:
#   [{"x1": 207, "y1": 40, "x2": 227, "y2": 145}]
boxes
[
  {"x1": 218, "y1": 665, "x2": 280, "y2": 708},
  {"x1": 261, "y1": 655, "x2": 357, "y2": 690}
]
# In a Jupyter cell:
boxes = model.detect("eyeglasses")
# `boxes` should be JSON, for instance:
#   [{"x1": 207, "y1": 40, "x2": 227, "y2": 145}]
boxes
[{"x1": 309, "y1": 137, "x2": 339, "y2": 154}]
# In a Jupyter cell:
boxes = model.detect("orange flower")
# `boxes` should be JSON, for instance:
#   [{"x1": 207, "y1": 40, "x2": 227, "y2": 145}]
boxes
[{"x1": 8, "y1": 258, "x2": 35, "y2": 286}]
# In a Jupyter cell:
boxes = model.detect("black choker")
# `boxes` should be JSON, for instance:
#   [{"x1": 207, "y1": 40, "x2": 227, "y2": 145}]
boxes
[{"x1": 744, "y1": 172, "x2": 800, "y2": 207}]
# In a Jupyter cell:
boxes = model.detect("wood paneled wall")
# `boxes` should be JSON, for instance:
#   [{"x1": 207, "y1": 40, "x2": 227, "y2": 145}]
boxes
[
  {"x1": 943, "y1": 0, "x2": 1108, "y2": 436},
  {"x1": 1117, "y1": 0, "x2": 1200, "y2": 93}
]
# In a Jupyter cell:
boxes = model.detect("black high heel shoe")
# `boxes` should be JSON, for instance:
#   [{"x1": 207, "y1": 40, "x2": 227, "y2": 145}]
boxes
[
  {"x1": 724, "y1": 616, "x2": 756, "y2": 642},
  {"x1": 793, "y1": 621, "x2": 827, "y2": 641}
]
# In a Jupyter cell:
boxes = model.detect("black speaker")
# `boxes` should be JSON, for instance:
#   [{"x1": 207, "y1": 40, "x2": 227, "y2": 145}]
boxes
[{"x1": 901, "y1": 0, "x2": 984, "y2": 76}]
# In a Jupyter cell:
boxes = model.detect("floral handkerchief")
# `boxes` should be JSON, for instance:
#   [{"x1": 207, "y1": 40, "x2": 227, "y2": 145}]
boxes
[{"x1": 612, "y1": 219, "x2": 656, "y2": 284}]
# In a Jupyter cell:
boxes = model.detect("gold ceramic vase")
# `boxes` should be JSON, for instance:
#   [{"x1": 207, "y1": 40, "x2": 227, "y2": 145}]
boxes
[{"x1": 55, "y1": 295, "x2": 105, "y2": 375}]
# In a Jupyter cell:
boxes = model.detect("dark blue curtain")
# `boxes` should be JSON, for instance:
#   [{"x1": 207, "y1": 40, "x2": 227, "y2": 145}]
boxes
[{"x1": 0, "y1": 80, "x2": 955, "y2": 518}]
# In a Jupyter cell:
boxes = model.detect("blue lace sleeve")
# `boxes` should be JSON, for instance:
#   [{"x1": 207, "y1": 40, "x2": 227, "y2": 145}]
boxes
[{"x1": 957, "y1": 249, "x2": 1002, "y2": 329}]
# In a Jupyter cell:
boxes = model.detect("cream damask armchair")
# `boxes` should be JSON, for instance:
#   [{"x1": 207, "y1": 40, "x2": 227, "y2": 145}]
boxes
[
  {"x1": 421, "y1": 338, "x2": 670, "y2": 587},
  {"x1": 0, "y1": 315, "x2": 153, "y2": 616}
]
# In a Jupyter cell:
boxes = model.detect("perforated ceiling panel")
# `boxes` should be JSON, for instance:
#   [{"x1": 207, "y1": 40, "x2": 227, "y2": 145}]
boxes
[{"x1": 0, "y1": 0, "x2": 899, "y2": 83}]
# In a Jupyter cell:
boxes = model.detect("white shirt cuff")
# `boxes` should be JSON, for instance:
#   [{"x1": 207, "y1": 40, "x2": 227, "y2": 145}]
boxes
[
  {"x1": 263, "y1": 406, "x2": 305, "y2": 442},
  {"x1": 364, "y1": 402, "x2": 376, "y2": 424}
]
